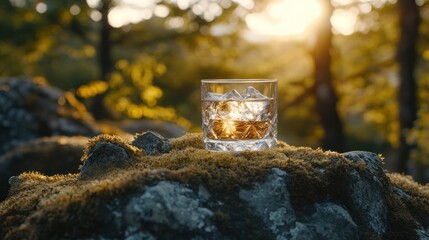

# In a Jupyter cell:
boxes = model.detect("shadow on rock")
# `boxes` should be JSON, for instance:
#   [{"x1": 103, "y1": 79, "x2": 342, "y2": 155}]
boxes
[
  {"x1": 0, "y1": 136, "x2": 87, "y2": 200},
  {"x1": 0, "y1": 77, "x2": 100, "y2": 156}
]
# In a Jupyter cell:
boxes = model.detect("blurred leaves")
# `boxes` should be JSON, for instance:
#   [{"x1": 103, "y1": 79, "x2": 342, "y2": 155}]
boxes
[
  {"x1": 77, "y1": 80, "x2": 108, "y2": 98},
  {"x1": 3, "y1": 0, "x2": 429, "y2": 167},
  {"x1": 105, "y1": 55, "x2": 191, "y2": 129}
]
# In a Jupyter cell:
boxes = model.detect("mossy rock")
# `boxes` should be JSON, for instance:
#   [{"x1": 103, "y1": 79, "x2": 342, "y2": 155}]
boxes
[
  {"x1": 0, "y1": 132, "x2": 428, "y2": 240},
  {"x1": 0, "y1": 77, "x2": 131, "y2": 200},
  {"x1": 0, "y1": 77, "x2": 100, "y2": 155},
  {"x1": 0, "y1": 136, "x2": 88, "y2": 200}
]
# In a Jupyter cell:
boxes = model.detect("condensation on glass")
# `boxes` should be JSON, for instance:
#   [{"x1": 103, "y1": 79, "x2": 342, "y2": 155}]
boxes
[{"x1": 201, "y1": 79, "x2": 277, "y2": 151}]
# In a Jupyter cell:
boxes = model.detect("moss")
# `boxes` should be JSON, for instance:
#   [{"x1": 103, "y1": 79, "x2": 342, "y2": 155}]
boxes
[
  {"x1": 0, "y1": 133, "x2": 428, "y2": 239},
  {"x1": 169, "y1": 132, "x2": 204, "y2": 150},
  {"x1": 387, "y1": 173, "x2": 429, "y2": 229},
  {"x1": 81, "y1": 134, "x2": 143, "y2": 163},
  {"x1": 387, "y1": 173, "x2": 429, "y2": 198}
]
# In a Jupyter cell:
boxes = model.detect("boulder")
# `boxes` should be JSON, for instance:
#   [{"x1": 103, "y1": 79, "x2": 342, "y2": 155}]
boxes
[
  {"x1": 0, "y1": 136, "x2": 87, "y2": 200},
  {"x1": 1, "y1": 133, "x2": 428, "y2": 240},
  {"x1": 0, "y1": 77, "x2": 99, "y2": 156},
  {"x1": 79, "y1": 135, "x2": 137, "y2": 179}
]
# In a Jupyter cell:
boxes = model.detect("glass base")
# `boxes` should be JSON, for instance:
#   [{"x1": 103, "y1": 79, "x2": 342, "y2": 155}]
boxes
[{"x1": 204, "y1": 138, "x2": 276, "y2": 151}]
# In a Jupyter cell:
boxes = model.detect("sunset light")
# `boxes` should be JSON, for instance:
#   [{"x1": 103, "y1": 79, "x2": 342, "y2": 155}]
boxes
[
  {"x1": 331, "y1": 8, "x2": 358, "y2": 35},
  {"x1": 246, "y1": 0, "x2": 322, "y2": 37},
  {"x1": 96, "y1": 0, "x2": 361, "y2": 38},
  {"x1": 245, "y1": 0, "x2": 360, "y2": 38},
  {"x1": 3, "y1": 0, "x2": 429, "y2": 237}
]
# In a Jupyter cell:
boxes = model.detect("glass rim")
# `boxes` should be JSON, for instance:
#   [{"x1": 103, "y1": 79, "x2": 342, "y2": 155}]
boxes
[{"x1": 201, "y1": 79, "x2": 277, "y2": 84}]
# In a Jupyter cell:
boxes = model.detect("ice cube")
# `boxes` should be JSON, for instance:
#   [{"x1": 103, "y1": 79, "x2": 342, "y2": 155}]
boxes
[
  {"x1": 243, "y1": 101, "x2": 270, "y2": 121},
  {"x1": 205, "y1": 92, "x2": 225, "y2": 101},
  {"x1": 223, "y1": 89, "x2": 244, "y2": 101},
  {"x1": 241, "y1": 86, "x2": 267, "y2": 99},
  {"x1": 215, "y1": 100, "x2": 246, "y2": 120}
]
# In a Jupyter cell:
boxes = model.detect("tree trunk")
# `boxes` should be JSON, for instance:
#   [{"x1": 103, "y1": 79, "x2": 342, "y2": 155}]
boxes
[
  {"x1": 395, "y1": 0, "x2": 420, "y2": 173},
  {"x1": 312, "y1": 0, "x2": 345, "y2": 151},
  {"x1": 91, "y1": 0, "x2": 113, "y2": 120}
]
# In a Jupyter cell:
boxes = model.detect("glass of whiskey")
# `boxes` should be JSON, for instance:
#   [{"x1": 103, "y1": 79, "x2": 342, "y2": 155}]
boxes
[{"x1": 201, "y1": 79, "x2": 277, "y2": 151}]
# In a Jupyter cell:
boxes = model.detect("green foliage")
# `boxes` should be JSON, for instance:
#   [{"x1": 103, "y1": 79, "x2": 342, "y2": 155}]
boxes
[
  {"x1": 2, "y1": 0, "x2": 429, "y2": 164},
  {"x1": 0, "y1": 0, "x2": 98, "y2": 88},
  {"x1": 331, "y1": 1, "x2": 400, "y2": 151},
  {"x1": 77, "y1": 55, "x2": 193, "y2": 129}
]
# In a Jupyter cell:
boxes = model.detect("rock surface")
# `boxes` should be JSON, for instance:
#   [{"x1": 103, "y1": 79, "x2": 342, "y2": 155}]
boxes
[
  {"x1": 1, "y1": 133, "x2": 429, "y2": 240},
  {"x1": 131, "y1": 131, "x2": 170, "y2": 156},
  {"x1": 79, "y1": 142, "x2": 130, "y2": 178},
  {"x1": 124, "y1": 181, "x2": 221, "y2": 239},
  {"x1": 0, "y1": 77, "x2": 99, "y2": 156},
  {"x1": 343, "y1": 151, "x2": 388, "y2": 236},
  {"x1": 0, "y1": 136, "x2": 87, "y2": 200}
]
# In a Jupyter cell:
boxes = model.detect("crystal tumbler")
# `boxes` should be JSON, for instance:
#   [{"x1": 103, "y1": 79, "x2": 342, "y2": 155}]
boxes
[{"x1": 201, "y1": 79, "x2": 277, "y2": 151}]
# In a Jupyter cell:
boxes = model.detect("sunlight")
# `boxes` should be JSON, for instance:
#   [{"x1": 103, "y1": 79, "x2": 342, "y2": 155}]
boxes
[
  {"x1": 101, "y1": 0, "x2": 362, "y2": 35},
  {"x1": 86, "y1": 0, "x2": 100, "y2": 9},
  {"x1": 90, "y1": 10, "x2": 102, "y2": 22},
  {"x1": 106, "y1": 0, "x2": 252, "y2": 28},
  {"x1": 246, "y1": 0, "x2": 322, "y2": 37},
  {"x1": 331, "y1": 8, "x2": 358, "y2": 35},
  {"x1": 108, "y1": 6, "x2": 152, "y2": 27},
  {"x1": 9, "y1": 0, "x2": 26, "y2": 8},
  {"x1": 35, "y1": 2, "x2": 47, "y2": 14},
  {"x1": 154, "y1": 5, "x2": 170, "y2": 18},
  {"x1": 70, "y1": 5, "x2": 81, "y2": 16},
  {"x1": 108, "y1": 1, "x2": 156, "y2": 28},
  {"x1": 245, "y1": 0, "x2": 365, "y2": 38}
]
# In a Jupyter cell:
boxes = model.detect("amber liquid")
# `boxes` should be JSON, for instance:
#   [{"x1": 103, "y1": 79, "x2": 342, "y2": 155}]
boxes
[
  {"x1": 208, "y1": 119, "x2": 270, "y2": 140},
  {"x1": 203, "y1": 99, "x2": 274, "y2": 141}
]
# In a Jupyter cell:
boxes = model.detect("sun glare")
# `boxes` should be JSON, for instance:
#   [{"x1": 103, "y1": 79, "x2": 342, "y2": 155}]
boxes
[
  {"x1": 246, "y1": 0, "x2": 322, "y2": 37},
  {"x1": 107, "y1": 0, "x2": 158, "y2": 28},
  {"x1": 245, "y1": 0, "x2": 362, "y2": 38},
  {"x1": 331, "y1": 8, "x2": 358, "y2": 35},
  {"x1": 101, "y1": 0, "x2": 360, "y2": 36}
]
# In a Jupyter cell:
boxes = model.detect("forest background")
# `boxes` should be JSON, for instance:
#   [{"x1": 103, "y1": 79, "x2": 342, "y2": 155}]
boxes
[{"x1": 1, "y1": 0, "x2": 428, "y2": 181}]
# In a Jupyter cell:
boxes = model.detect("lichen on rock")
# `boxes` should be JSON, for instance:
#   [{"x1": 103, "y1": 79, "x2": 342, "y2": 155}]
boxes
[
  {"x1": 0, "y1": 132, "x2": 429, "y2": 240},
  {"x1": 239, "y1": 168, "x2": 296, "y2": 238},
  {"x1": 343, "y1": 151, "x2": 388, "y2": 236},
  {"x1": 124, "y1": 181, "x2": 220, "y2": 238}
]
